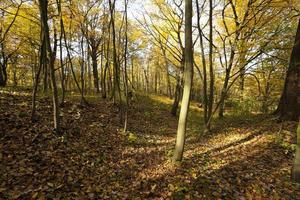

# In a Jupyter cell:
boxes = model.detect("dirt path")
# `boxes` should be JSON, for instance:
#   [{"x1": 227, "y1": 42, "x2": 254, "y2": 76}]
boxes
[{"x1": 0, "y1": 89, "x2": 299, "y2": 199}]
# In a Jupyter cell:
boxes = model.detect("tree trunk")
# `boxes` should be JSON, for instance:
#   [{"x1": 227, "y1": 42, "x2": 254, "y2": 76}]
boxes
[
  {"x1": 43, "y1": 59, "x2": 48, "y2": 93},
  {"x1": 102, "y1": 27, "x2": 111, "y2": 99},
  {"x1": 80, "y1": 36, "x2": 85, "y2": 105},
  {"x1": 109, "y1": 0, "x2": 121, "y2": 105},
  {"x1": 206, "y1": 0, "x2": 214, "y2": 133},
  {"x1": 38, "y1": 0, "x2": 60, "y2": 132},
  {"x1": 292, "y1": 121, "x2": 300, "y2": 182},
  {"x1": 196, "y1": 0, "x2": 208, "y2": 126},
  {"x1": 238, "y1": 34, "x2": 247, "y2": 97},
  {"x1": 31, "y1": 37, "x2": 45, "y2": 121},
  {"x1": 154, "y1": 66, "x2": 158, "y2": 93},
  {"x1": 123, "y1": 0, "x2": 129, "y2": 133},
  {"x1": 60, "y1": 12, "x2": 87, "y2": 105},
  {"x1": 262, "y1": 69, "x2": 272, "y2": 113},
  {"x1": 171, "y1": 73, "x2": 182, "y2": 116},
  {"x1": 144, "y1": 67, "x2": 149, "y2": 93},
  {"x1": 160, "y1": 44, "x2": 172, "y2": 98},
  {"x1": 276, "y1": 18, "x2": 300, "y2": 121},
  {"x1": 0, "y1": 64, "x2": 7, "y2": 87},
  {"x1": 218, "y1": 69, "x2": 230, "y2": 118},
  {"x1": 56, "y1": 0, "x2": 65, "y2": 105},
  {"x1": 91, "y1": 46, "x2": 100, "y2": 93},
  {"x1": 131, "y1": 56, "x2": 134, "y2": 89},
  {"x1": 172, "y1": 0, "x2": 193, "y2": 163}
]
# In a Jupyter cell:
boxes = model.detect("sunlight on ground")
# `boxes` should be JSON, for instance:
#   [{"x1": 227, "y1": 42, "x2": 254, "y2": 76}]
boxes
[
  {"x1": 185, "y1": 129, "x2": 274, "y2": 172},
  {"x1": 149, "y1": 94, "x2": 173, "y2": 105},
  {"x1": 0, "y1": 89, "x2": 31, "y2": 97},
  {"x1": 149, "y1": 94, "x2": 203, "y2": 113}
]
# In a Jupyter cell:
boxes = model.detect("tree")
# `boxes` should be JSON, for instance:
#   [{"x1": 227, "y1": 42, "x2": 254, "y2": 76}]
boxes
[
  {"x1": 172, "y1": 0, "x2": 193, "y2": 162},
  {"x1": 38, "y1": 0, "x2": 60, "y2": 132},
  {"x1": 195, "y1": 0, "x2": 214, "y2": 132},
  {"x1": 139, "y1": 0, "x2": 186, "y2": 116},
  {"x1": 207, "y1": 0, "x2": 214, "y2": 132},
  {"x1": 0, "y1": 0, "x2": 23, "y2": 87},
  {"x1": 77, "y1": 0, "x2": 103, "y2": 93},
  {"x1": 109, "y1": 0, "x2": 121, "y2": 105},
  {"x1": 123, "y1": 0, "x2": 129, "y2": 132},
  {"x1": 276, "y1": 17, "x2": 300, "y2": 121}
]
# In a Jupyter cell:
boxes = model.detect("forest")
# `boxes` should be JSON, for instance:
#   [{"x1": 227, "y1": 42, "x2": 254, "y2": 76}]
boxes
[{"x1": 0, "y1": 0, "x2": 300, "y2": 199}]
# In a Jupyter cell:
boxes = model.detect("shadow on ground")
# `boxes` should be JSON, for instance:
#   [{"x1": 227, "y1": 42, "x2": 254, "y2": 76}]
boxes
[{"x1": 0, "y1": 90, "x2": 299, "y2": 199}]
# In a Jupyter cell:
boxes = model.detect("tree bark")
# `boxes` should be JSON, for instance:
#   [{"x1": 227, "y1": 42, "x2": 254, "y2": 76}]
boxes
[
  {"x1": 172, "y1": 0, "x2": 193, "y2": 162},
  {"x1": 38, "y1": 0, "x2": 60, "y2": 132},
  {"x1": 123, "y1": 0, "x2": 129, "y2": 133},
  {"x1": 31, "y1": 37, "x2": 45, "y2": 121},
  {"x1": 276, "y1": 18, "x2": 300, "y2": 121},
  {"x1": 0, "y1": 63, "x2": 7, "y2": 87},
  {"x1": 206, "y1": 0, "x2": 214, "y2": 133},
  {"x1": 57, "y1": 0, "x2": 65, "y2": 105},
  {"x1": 171, "y1": 72, "x2": 183, "y2": 116},
  {"x1": 90, "y1": 42, "x2": 100, "y2": 93},
  {"x1": 109, "y1": 0, "x2": 121, "y2": 104}
]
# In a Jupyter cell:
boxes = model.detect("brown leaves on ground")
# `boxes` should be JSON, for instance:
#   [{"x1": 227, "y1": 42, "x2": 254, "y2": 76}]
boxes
[{"x1": 0, "y1": 89, "x2": 299, "y2": 199}]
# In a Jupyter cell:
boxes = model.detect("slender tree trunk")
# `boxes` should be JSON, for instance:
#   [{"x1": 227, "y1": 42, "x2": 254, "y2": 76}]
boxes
[
  {"x1": 123, "y1": 0, "x2": 129, "y2": 132},
  {"x1": 0, "y1": 63, "x2": 7, "y2": 87},
  {"x1": 102, "y1": 33, "x2": 110, "y2": 99},
  {"x1": 59, "y1": 35, "x2": 65, "y2": 104},
  {"x1": 91, "y1": 47, "x2": 100, "y2": 93},
  {"x1": 238, "y1": 34, "x2": 247, "y2": 97},
  {"x1": 38, "y1": 0, "x2": 60, "y2": 131},
  {"x1": 196, "y1": 0, "x2": 208, "y2": 125},
  {"x1": 109, "y1": 0, "x2": 121, "y2": 105},
  {"x1": 100, "y1": 44, "x2": 104, "y2": 94},
  {"x1": 12, "y1": 58, "x2": 18, "y2": 86},
  {"x1": 172, "y1": 0, "x2": 193, "y2": 162},
  {"x1": 87, "y1": 52, "x2": 92, "y2": 92},
  {"x1": 144, "y1": 66, "x2": 149, "y2": 92},
  {"x1": 80, "y1": 35, "x2": 87, "y2": 105},
  {"x1": 107, "y1": 67, "x2": 112, "y2": 93},
  {"x1": 206, "y1": 0, "x2": 214, "y2": 132},
  {"x1": 160, "y1": 44, "x2": 172, "y2": 98},
  {"x1": 218, "y1": 69, "x2": 230, "y2": 118},
  {"x1": 31, "y1": 38, "x2": 45, "y2": 121},
  {"x1": 49, "y1": 31, "x2": 60, "y2": 131},
  {"x1": 61, "y1": 13, "x2": 87, "y2": 105},
  {"x1": 262, "y1": 66, "x2": 272, "y2": 113},
  {"x1": 43, "y1": 64, "x2": 47, "y2": 92},
  {"x1": 56, "y1": 0, "x2": 65, "y2": 105},
  {"x1": 154, "y1": 66, "x2": 158, "y2": 93},
  {"x1": 131, "y1": 56, "x2": 134, "y2": 88}
]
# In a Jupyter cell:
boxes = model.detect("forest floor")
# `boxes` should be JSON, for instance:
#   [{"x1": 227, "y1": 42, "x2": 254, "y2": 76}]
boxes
[{"x1": 0, "y1": 87, "x2": 300, "y2": 200}]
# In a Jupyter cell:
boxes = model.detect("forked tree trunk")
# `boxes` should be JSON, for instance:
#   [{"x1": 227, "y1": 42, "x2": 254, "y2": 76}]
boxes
[{"x1": 38, "y1": 0, "x2": 60, "y2": 132}]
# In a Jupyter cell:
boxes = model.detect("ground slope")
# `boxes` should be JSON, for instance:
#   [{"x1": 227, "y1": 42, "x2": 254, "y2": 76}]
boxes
[{"x1": 0, "y1": 88, "x2": 299, "y2": 199}]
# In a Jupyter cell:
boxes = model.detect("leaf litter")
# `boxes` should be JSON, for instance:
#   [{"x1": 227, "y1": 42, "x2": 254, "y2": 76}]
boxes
[{"x1": 0, "y1": 90, "x2": 299, "y2": 199}]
